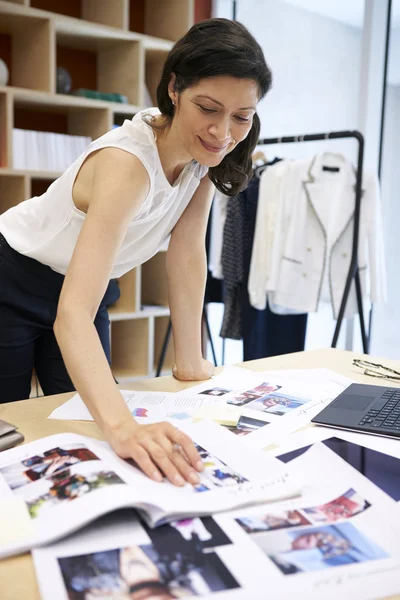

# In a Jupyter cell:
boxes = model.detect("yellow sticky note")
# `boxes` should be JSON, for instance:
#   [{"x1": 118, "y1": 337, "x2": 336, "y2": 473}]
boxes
[
  {"x1": 0, "y1": 497, "x2": 35, "y2": 545},
  {"x1": 193, "y1": 405, "x2": 241, "y2": 426}
]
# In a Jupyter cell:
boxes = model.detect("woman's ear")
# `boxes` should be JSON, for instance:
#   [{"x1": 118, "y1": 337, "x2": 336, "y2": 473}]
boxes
[{"x1": 168, "y1": 73, "x2": 178, "y2": 106}]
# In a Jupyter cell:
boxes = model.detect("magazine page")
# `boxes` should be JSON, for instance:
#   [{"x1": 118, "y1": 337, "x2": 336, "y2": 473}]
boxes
[
  {"x1": 33, "y1": 510, "x2": 269, "y2": 600},
  {"x1": 33, "y1": 443, "x2": 400, "y2": 600},
  {"x1": 175, "y1": 366, "x2": 352, "y2": 448},
  {"x1": 48, "y1": 390, "x2": 222, "y2": 422},
  {"x1": 0, "y1": 422, "x2": 299, "y2": 558},
  {"x1": 213, "y1": 442, "x2": 400, "y2": 600}
]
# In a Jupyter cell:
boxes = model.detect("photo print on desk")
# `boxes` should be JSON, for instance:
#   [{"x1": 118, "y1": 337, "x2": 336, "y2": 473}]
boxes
[
  {"x1": 57, "y1": 516, "x2": 239, "y2": 599},
  {"x1": 246, "y1": 392, "x2": 311, "y2": 416},
  {"x1": 194, "y1": 444, "x2": 248, "y2": 492},
  {"x1": 263, "y1": 523, "x2": 388, "y2": 575},
  {"x1": 0, "y1": 444, "x2": 99, "y2": 491},
  {"x1": 227, "y1": 382, "x2": 282, "y2": 407},
  {"x1": 199, "y1": 387, "x2": 232, "y2": 396},
  {"x1": 224, "y1": 415, "x2": 269, "y2": 437},
  {"x1": 13, "y1": 461, "x2": 125, "y2": 519},
  {"x1": 235, "y1": 488, "x2": 371, "y2": 534}
]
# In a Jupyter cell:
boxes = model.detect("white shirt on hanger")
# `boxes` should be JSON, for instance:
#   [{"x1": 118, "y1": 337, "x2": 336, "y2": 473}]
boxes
[
  {"x1": 209, "y1": 190, "x2": 229, "y2": 280},
  {"x1": 248, "y1": 152, "x2": 386, "y2": 318}
]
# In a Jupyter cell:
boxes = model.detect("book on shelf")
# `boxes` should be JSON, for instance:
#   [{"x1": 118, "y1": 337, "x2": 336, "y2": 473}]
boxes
[
  {"x1": 12, "y1": 128, "x2": 92, "y2": 173},
  {"x1": 0, "y1": 421, "x2": 298, "y2": 558}
]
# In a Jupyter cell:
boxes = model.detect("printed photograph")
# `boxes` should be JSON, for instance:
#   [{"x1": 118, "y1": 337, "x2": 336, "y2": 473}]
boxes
[
  {"x1": 254, "y1": 523, "x2": 389, "y2": 575},
  {"x1": 199, "y1": 387, "x2": 232, "y2": 396},
  {"x1": 236, "y1": 509, "x2": 312, "y2": 533},
  {"x1": 166, "y1": 412, "x2": 193, "y2": 420},
  {"x1": 131, "y1": 408, "x2": 149, "y2": 418},
  {"x1": 303, "y1": 489, "x2": 371, "y2": 523},
  {"x1": 143, "y1": 515, "x2": 232, "y2": 553},
  {"x1": 194, "y1": 444, "x2": 248, "y2": 492},
  {"x1": 227, "y1": 382, "x2": 281, "y2": 407},
  {"x1": 58, "y1": 531, "x2": 239, "y2": 599},
  {"x1": 22, "y1": 466, "x2": 125, "y2": 519},
  {"x1": 0, "y1": 444, "x2": 99, "y2": 490},
  {"x1": 225, "y1": 415, "x2": 269, "y2": 437},
  {"x1": 245, "y1": 392, "x2": 310, "y2": 416}
]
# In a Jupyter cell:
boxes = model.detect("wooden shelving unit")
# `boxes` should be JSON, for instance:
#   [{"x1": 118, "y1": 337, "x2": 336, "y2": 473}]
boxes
[{"x1": 0, "y1": 0, "x2": 210, "y2": 384}]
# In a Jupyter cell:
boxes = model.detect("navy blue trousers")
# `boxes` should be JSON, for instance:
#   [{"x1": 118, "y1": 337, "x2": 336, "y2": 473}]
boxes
[{"x1": 0, "y1": 233, "x2": 119, "y2": 403}]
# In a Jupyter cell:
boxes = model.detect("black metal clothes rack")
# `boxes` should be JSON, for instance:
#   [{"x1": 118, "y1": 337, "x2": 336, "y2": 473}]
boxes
[{"x1": 257, "y1": 130, "x2": 369, "y2": 353}]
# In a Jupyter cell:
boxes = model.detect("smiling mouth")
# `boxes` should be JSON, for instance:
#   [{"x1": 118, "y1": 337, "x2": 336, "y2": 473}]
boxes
[{"x1": 199, "y1": 138, "x2": 228, "y2": 153}]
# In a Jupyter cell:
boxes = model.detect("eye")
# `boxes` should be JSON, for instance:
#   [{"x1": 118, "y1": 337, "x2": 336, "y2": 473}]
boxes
[
  {"x1": 235, "y1": 115, "x2": 251, "y2": 123},
  {"x1": 198, "y1": 105, "x2": 217, "y2": 114}
]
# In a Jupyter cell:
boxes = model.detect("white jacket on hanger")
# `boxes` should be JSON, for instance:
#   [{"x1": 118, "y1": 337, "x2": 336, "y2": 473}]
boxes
[
  {"x1": 209, "y1": 190, "x2": 229, "y2": 280},
  {"x1": 249, "y1": 152, "x2": 387, "y2": 318}
]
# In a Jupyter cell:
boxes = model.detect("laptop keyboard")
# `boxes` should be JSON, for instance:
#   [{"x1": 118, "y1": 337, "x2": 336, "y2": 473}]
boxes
[{"x1": 358, "y1": 388, "x2": 400, "y2": 431}]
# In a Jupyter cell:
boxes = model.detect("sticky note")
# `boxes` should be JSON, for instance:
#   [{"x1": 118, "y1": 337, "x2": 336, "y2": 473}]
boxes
[{"x1": 193, "y1": 405, "x2": 241, "y2": 426}]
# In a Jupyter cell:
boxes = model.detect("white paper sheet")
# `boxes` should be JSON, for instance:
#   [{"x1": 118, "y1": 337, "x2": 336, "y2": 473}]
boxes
[
  {"x1": 269, "y1": 423, "x2": 400, "y2": 461},
  {"x1": 32, "y1": 443, "x2": 400, "y2": 600},
  {"x1": 49, "y1": 390, "x2": 221, "y2": 422},
  {"x1": 176, "y1": 366, "x2": 353, "y2": 449}
]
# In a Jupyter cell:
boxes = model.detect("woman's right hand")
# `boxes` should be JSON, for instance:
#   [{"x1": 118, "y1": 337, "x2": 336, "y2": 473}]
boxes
[{"x1": 106, "y1": 419, "x2": 204, "y2": 487}]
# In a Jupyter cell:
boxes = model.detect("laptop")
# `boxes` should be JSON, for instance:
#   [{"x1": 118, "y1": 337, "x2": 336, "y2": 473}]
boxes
[{"x1": 311, "y1": 383, "x2": 400, "y2": 439}]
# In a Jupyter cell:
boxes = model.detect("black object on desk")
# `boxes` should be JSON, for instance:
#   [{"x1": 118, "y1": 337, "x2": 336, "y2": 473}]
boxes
[{"x1": 312, "y1": 382, "x2": 400, "y2": 438}]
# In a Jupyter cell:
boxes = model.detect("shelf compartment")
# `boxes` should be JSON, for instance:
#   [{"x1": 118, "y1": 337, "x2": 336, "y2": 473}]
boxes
[
  {"x1": 0, "y1": 172, "x2": 28, "y2": 214},
  {"x1": 31, "y1": 0, "x2": 128, "y2": 29},
  {"x1": 153, "y1": 315, "x2": 174, "y2": 372},
  {"x1": 0, "y1": 92, "x2": 11, "y2": 167},
  {"x1": 129, "y1": 0, "x2": 193, "y2": 41},
  {"x1": 56, "y1": 34, "x2": 142, "y2": 106},
  {"x1": 145, "y1": 49, "x2": 168, "y2": 106},
  {"x1": 29, "y1": 175, "x2": 56, "y2": 198},
  {"x1": 0, "y1": 10, "x2": 53, "y2": 91},
  {"x1": 111, "y1": 318, "x2": 150, "y2": 378},
  {"x1": 109, "y1": 268, "x2": 140, "y2": 314},
  {"x1": 14, "y1": 97, "x2": 111, "y2": 141},
  {"x1": 141, "y1": 251, "x2": 169, "y2": 308}
]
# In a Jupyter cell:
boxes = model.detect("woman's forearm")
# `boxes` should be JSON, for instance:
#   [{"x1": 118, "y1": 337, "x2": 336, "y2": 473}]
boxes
[
  {"x1": 166, "y1": 247, "x2": 207, "y2": 372},
  {"x1": 54, "y1": 309, "x2": 135, "y2": 435}
]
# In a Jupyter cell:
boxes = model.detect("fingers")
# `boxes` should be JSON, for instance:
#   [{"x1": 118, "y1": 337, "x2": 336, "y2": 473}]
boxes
[
  {"x1": 169, "y1": 426, "x2": 204, "y2": 472},
  {"x1": 142, "y1": 440, "x2": 195, "y2": 487},
  {"x1": 128, "y1": 423, "x2": 203, "y2": 486},
  {"x1": 157, "y1": 437, "x2": 201, "y2": 486},
  {"x1": 129, "y1": 444, "x2": 163, "y2": 483}
]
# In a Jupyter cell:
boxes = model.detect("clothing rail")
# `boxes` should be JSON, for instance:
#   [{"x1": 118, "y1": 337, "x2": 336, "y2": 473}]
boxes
[{"x1": 257, "y1": 130, "x2": 369, "y2": 353}]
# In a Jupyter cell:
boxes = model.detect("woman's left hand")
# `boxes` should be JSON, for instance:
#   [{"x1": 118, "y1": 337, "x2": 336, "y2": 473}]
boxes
[{"x1": 172, "y1": 358, "x2": 214, "y2": 381}]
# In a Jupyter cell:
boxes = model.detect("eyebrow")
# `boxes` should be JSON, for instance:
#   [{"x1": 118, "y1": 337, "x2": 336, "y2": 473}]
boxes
[{"x1": 194, "y1": 95, "x2": 256, "y2": 111}]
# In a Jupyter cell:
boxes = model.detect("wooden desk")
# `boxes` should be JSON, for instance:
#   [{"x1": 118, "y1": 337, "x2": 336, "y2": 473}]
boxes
[{"x1": 1, "y1": 348, "x2": 399, "y2": 599}]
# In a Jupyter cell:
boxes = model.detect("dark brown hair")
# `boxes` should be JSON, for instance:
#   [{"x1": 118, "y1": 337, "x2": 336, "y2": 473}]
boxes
[{"x1": 153, "y1": 18, "x2": 272, "y2": 195}]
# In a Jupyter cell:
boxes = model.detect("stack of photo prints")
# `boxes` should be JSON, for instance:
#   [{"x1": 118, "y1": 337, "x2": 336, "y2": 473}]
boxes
[{"x1": 1, "y1": 414, "x2": 400, "y2": 599}]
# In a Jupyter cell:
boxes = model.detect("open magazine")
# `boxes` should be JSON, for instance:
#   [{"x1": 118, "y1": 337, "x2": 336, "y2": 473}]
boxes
[
  {"x1": 33, "y1": 443, "x2": 400, "y2": 600},
  {"x1": 0, "y1": 420, "x2": 298, "y2": 559}
]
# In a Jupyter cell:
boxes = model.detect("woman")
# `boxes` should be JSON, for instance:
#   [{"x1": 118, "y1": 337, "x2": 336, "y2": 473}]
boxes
[{"x1": 0, "y1": 19, "x2": 272, "y2": 485}]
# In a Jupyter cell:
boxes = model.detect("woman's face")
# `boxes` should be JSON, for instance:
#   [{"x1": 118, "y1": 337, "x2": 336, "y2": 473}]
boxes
[{"x1": 171, "y1": 75, "x2": 259, "y2": 167}]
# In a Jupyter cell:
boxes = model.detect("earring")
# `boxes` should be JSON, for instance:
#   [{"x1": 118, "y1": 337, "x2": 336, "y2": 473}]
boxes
[{"x1": 171, "y1": 100, "x2": 175, "y2": 106}]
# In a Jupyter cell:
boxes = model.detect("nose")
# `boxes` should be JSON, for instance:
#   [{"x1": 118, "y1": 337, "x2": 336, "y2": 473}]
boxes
[{"x1": 208, "y1": 117, "x2": 231, "y2": 142}]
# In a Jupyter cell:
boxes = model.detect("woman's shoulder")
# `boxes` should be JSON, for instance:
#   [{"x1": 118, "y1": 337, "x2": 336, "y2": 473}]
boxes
[{"x1": 86, "y1": 109, "x2": 160, "y2": 178}]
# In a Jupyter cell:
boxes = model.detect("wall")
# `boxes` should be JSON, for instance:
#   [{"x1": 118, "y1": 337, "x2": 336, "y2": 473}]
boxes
[
  {"x1": 369, "y1": 83, "x2": 400, "y2": 358},
  {"x1": 207, "y1": 0, "x2": 364, "y2": 365}
]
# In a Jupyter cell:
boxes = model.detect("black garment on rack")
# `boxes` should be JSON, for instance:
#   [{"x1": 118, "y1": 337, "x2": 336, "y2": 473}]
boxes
[
  {"x1": 220, "y1": 193, "x2": 244, "y2": 340},
  {"x1": 241, "y1": 167, "x2": 308, "y2": 360}
]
